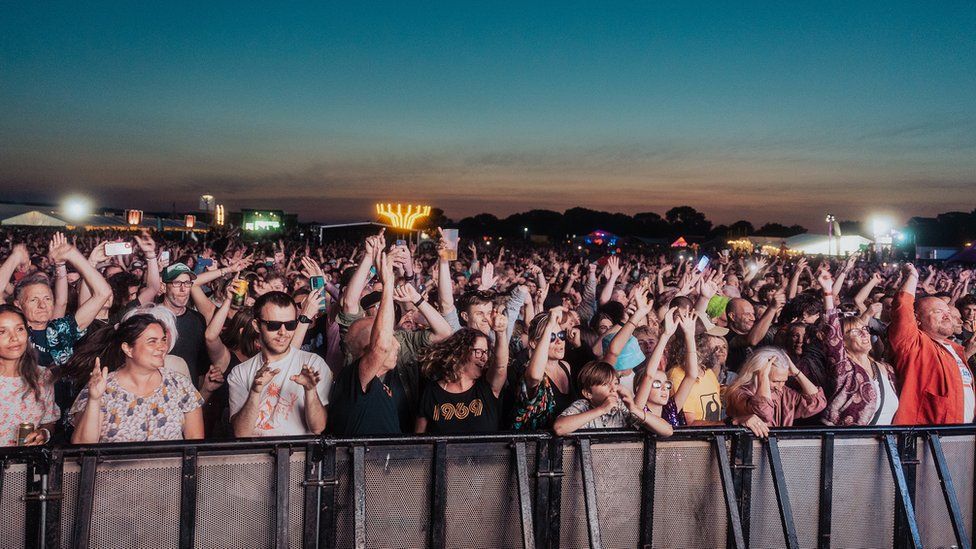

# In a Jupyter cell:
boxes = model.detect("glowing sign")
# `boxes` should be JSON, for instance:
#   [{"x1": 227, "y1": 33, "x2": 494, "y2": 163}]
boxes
[
  {"x1": 375, "y1": 203, "x2": 431, "y2": 230},
  {"x1": 243, "y1": 210, "x2": 283, "y2": 232},
  {"x1": 215, "y1": 204, "x2": 225, "y2": 226},
  {"x1": 126, "y1": 210, "x2": 143, "y2": 225}
]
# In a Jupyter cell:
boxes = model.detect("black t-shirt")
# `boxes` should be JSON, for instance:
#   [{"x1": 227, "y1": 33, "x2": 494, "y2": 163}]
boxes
[
  {"x1": 328, "y1": 360, "x2": 403, "y2": 436},
  {"x1": 171, "y1": 308, "x2": 208, "y2": 386},
  {"x1": 725, "y1": 329, "x2": 775, "y2": 374},
  {"x1": 420, "y1": 378, "x2": 501, "y2": 435}
]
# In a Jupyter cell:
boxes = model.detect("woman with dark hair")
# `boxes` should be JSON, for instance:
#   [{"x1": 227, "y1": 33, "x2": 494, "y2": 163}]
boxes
[
  {"x1": 69, "y1": 314, "x2": 204, "y2": 443},
  {"x1": 0, "y1": 305, "x2": 59, "y2": 446},
  {"x1": 415, "y1": 321, "x2": 508, "y2": 434}
]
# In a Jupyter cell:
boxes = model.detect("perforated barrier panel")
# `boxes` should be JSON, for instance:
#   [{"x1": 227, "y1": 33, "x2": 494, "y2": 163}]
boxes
[
  {"x1": 830, "y1": 438, "x2": 895, "y2": 549},
  {"x1": 749, "y1": 438, "x2": 822, "y2": 548},
  {"x1": 651, "y1": 440, "x2": 728, "y2": 549},
  {"x1": 915, "y1": 435, "x2": 975, "y2": 548},
  {"x1": 0, "y1": 463, "x2": 28, "y2": 547},
  {"x1": 334, "y1": 445, "x2": 433, "y2": 549}
]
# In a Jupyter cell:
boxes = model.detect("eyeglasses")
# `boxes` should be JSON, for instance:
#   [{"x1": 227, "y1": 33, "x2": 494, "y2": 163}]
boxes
[
  {"x1": 471, "y1": 348, "x2": 489, "y2": 358},
  {"x1": 167, "y1": 281, "x2": 193, "y2": 289},
  {"x1": 845, "y1": 326, "x2": 871, "y2": 337},
  {"x1": 650, "y1": 380, "x2": 674, "y2": 390},
  {"x1": 258, "y1": 319, "x2": 299, "y2": 331},
  {"x1": 549, "y1": 331, "x2": 567, "y2": 343}
]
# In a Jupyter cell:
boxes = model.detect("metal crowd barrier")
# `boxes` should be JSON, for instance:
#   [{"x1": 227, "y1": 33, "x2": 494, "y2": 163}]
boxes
[{"x1": 1, "y1": 425, "x2": 974, "y2": 548}]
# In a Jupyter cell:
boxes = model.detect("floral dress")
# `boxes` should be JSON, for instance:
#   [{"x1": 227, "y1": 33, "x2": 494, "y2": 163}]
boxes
[
  {"x1": 0, "y1": 369, "x2": 60, "y2": 446},
  {"x1": 69, "y1": 369, "x2": 203, "y2": 442}
]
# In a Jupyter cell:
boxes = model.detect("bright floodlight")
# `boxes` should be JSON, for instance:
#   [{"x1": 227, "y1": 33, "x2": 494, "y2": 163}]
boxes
[
  {"x1": 62, "y1": 196, "x2": 91, "y2": 220},
  {"x1": 870, "y1": 215, "x2": 893, "y2": 238}
]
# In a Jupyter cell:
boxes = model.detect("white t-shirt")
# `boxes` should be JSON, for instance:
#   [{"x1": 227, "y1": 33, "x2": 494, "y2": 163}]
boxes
[
  {"x1": 228, "y1": 347, "x2": 332, "y2": 436},
  {"x1": 870, "y1": 372, "x2": 899, "y2": 426},
  {"x1": 941, "y1": 342, "x2": 975, "y2": 423}
]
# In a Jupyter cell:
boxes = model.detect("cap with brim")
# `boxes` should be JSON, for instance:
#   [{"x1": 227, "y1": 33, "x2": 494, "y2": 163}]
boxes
[
  {"x1": 360, "y1": 291, "x2": 382, "y2": 310},
  {"x1": 162, "y1": 263, "x2": 197, "y2": 283},
  {"x1": 601, "y1": 333, "x2": 646, "y2": 371}
]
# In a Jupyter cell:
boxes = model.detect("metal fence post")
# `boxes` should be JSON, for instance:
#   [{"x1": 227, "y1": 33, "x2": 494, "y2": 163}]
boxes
[
  {"x1": 639, "y1": 434, "x2": 657, "y2": 549},
  {"x1": 817, "y1": 433, "x2": 834, "y2": 549},
  {"x1": 178, "y1": 447, "x2": 198, "y2": 549},
  {"x1": 548, "y1": 437, "x2": 565, "y2": 549},
  {"x1": 714, "y1": 434, "x2": 746, "y2": 549},
  {"x1": 885, "y1": 434, "x2": 921, "y2": 549},
  {"x1": 533, "y1": 437, "x2": 551, "y2": 548}
]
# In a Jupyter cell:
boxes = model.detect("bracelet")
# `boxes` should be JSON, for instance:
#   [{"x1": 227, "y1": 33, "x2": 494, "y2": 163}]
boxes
[
  {"x1": 39, "y1": 428, "x2": 51, "y2": 443},
  {"x1": 413, "y1": 298, "x2": 424, "y2": 308},
  {"x1": 145, "y1": 254, "x2": 157, "y2": 260}
]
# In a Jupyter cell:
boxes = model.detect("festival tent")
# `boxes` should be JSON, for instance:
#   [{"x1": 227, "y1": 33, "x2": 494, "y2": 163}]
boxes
[
  {"x1": 784, "y1": 233, "x2": 872, "y2": 256},
  {"x1": 947, "y1": 246, "x2": 976, "y2": 263},
  {"x1": 1, "y1": 210, "x2": 70, "y2": 227}
]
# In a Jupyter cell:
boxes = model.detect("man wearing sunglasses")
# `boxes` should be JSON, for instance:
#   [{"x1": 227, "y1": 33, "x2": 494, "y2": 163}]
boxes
[{"x1": 228, "y1": 291, "x2": 331, "y2": 437}]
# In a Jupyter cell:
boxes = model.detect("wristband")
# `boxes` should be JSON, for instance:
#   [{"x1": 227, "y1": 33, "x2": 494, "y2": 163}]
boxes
[
  {"x1": 413, "y1": 298, "x2": 424, "y2": 308},
  {"x1": 145, "y1": 254, "x2": 157, "y2": 260},
  {"x1": 39, "y1": 428, "x2": 51, "y2": 443}
]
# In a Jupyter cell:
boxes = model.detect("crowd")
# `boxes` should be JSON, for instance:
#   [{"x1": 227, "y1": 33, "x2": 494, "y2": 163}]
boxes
[{"x1": 0, "y1": 224, "x2": 974, "y2": 447}]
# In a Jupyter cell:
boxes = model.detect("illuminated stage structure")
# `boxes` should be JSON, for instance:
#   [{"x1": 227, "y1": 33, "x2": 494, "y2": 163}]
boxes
[{"x1": 375, "y1": 203, "x2": 431, "y2": 230}]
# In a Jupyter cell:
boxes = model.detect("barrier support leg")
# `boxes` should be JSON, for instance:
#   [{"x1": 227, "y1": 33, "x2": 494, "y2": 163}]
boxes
[
  {"x1": 513, "y1": 440, "x2": 536, "y2": 549},
  {"x1": 817, "y1": 433, "x2": 834, "y2": 549},
  {"x1": 767, "y1": 435, "x2": 799, "y2": 549},
  {"x1": 714, "y1": 434, "x2": 746, "y2": 549},
  {"x1": 70, "y1": 454, "x2": 98, "y2": 549},
  {"x1": 578, "y1": 438, "x2": 602, "y2": 549},
  {"x1": 885, "y1": 434, "x2": 921, "y2": 549},
  {"x1": 179, "y1": 447, "x2": 198, "y2": 549},
  {"x1": 639, "y1": 435, "x2": 656, "y2": 549}
]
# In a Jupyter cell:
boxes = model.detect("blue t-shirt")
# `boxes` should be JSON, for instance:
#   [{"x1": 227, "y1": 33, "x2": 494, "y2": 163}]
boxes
[{"x1": 30, "y1": 316, "x2": 84, "y2": 368}]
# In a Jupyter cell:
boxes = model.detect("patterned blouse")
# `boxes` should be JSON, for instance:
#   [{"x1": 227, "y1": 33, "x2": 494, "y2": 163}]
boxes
[
  {"x1": 511, "y1": 362, "x2": 577, "y2": 431},
  {"x1": 821, "y1": 308, "x2": 898, "y2": 426},
  {"x1": 0, "y1": 369, "x2": 60, "y2": 446},
  {"x1": 69, "y1": 369, "x2": 203, "y2": 442}
]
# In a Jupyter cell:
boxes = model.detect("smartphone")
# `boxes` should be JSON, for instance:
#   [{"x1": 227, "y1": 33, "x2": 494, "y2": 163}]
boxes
[
  {"x1": 696, "y1": 256, "x2": 710, "y2": 272},
  {"x1": 310, "y1": 276, "x2": 327, "y2": 312},
  {"x1": 264, "y1": 257, "x2": 275, "y2": 267},
  {"x1": 105, "y1": 242, "x2": 133, "y2": 256},
  {"x1": 159, "y1": 251, "x2": 170, "y2": 263},
  {"x1": 396, "y1": 239, "x2": 407, "y2": 247}
]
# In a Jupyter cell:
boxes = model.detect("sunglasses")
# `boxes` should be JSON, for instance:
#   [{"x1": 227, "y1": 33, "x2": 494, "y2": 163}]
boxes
[
  {"x1": 550, "y1": 331, "x2": 567, "y2": 343},
  {"x1": 258, "y1": 319, "x2": 299, "y2": 331},
  {"x1": 650, "y1": 380, "x2": 674, "y2": 390},
  {"x1": 471, "y1": 348, "x2": 489, "y2": 358}
]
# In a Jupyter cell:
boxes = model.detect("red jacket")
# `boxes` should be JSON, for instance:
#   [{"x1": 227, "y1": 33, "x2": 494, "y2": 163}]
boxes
[{"x1": 889, "y1": 291, "x2": 969, "y2": 425}]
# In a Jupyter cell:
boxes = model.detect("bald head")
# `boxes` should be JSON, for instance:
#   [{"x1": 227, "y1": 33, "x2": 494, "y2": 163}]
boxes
[
  {"x1": 727, "y1": 298, "x2": 756, "y2": 335},
  {"x1": 915, "y1": 296, "x2": 955, "y2": 342}
]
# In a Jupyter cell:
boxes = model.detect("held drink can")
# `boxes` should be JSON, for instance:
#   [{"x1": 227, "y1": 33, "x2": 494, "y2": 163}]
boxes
[
  {"x1": 17, "y1": 423, "x2": 34, "y2": 446},
  {"x1": 231, "y1": 279, "x2": 249, "y2": 308}
]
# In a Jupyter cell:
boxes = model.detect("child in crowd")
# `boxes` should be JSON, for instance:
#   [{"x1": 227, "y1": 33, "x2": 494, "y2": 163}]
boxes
[{"x1": 553, "y1": 361, "x2": 674, "y2": 436}]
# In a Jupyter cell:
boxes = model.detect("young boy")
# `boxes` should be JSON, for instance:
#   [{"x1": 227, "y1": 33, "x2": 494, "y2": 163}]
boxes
[{"x1": 553, "y1": 361, "x2": 673, "y2": 436}]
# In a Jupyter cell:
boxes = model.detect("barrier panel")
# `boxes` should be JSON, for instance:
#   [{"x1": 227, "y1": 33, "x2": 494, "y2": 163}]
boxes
[{"x1": 1, "y1": 426, "x2": 974, "y2": 548}]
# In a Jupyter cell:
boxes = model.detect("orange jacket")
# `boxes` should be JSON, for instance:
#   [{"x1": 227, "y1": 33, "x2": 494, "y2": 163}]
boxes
[{"x1": 889, "y1": 291, "x2": 969, "y2": 425}]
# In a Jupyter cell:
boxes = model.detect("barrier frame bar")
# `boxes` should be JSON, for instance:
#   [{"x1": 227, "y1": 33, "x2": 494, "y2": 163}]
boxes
[
  {"x1": 639, "y1": 434, "x2": 656, "y2": 549},
  {"x1": 70, "y1": 454, "x2": 97, "y2": 549},
  {"x1": 178, "y1": 447, "x2": 198, "y2": 549},
  {"x1": 547, "y1": 437, "x2": 565, "y2": 549},
  {"x1": 884, "y1": 434, "x2": 922, "y2": 549},
  {"x1": 320, "y1": 441, "x2": 338, "y2": 549},
  {"x1": 766, "y1": 435, "x2": 800, "y2": 549},
  {"x1": 818, "y1": 433, "x2": 834, "y2": 549},
  {"x1": 429, "y1": 440, "x2": 447, "y2": 549},
  {"x1": 532, "y1": 438, "x2": 551, "y2": 548},
  {"x1": 43, "y1": 448, "x2": 65, "y2": 549},
  {"x1": 352, "y1": 445, "x2": 366, "y2": 549},
  {"x1": 927, "y1": 434, "x2": 971, "y2": 549}
]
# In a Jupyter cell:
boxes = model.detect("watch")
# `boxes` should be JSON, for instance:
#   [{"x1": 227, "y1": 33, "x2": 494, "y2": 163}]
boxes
[{"x1": 298, "y1": 315, "x2": 313, "y2": 324}]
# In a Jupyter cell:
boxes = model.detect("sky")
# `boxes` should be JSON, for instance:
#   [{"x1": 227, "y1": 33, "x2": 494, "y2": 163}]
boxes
[{"x1": 1, "y1": 2, "x2": 974, "y2": 229}]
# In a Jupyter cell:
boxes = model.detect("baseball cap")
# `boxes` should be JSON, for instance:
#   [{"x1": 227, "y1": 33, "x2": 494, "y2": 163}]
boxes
[
  {"x1": 162, "y1": 263, "x2": 197, "y2": 283},
  {"x1": 600, "y1": 333, "x2": 646, "y2": 372}
]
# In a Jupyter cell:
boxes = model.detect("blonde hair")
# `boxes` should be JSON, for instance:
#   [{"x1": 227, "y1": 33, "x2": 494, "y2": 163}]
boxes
[{"x1": 726, "y1": 346, "x2": 791, "y2": 395}]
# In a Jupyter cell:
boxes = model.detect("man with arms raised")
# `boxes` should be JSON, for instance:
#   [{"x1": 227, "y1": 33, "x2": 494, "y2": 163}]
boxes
[
  {"x1": 890, "y1": 263, "x2": 973, "y2": 424},
  {"x1": 229, "y1": 291, "x2": 331, "y2": 437}
]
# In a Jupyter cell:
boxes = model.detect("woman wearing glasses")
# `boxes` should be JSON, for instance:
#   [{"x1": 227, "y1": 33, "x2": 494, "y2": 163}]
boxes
[
  {"x1": 817, "y1": 269, "x2": 899, "y2": 425},
  {"x1": 415, "y1": 317, "x2": 509, "y2": 434},
  {"x1": 70, "y1": 315, "x2": 204, "y2": 443},
  {"x1": 511, "y1": 307, "x2": 578, "y2": 430}
]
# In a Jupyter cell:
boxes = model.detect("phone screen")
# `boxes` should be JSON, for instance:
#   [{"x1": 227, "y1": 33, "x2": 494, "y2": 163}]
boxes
[{"x1": 696, "y1": 256, "x2": 710, "y2": 272}]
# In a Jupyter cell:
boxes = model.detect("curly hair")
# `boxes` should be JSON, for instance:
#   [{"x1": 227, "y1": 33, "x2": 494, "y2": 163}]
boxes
[{"x1": 420, "y1": 328, "x2": 488, "y2": 383}]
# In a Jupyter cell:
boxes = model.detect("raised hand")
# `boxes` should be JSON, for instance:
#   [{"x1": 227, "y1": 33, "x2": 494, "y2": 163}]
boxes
[
  {"x1": 250, "y1": 362, "x2": 280, "y2": 394},
  {"x1": 201, "y1": 364, "x2": 226, "y2": 394},
  {"x1": 302, "y1": 288, "x2": 326, "y2": 316},
  {"x1": 378, "y1": 251, "x2": 395, "y2": 285},
  {"x1": 817, "y1": 267, "x2": 834, "y2": 291},
  {"x1": 478, "y1": 262, "x2": 498, "y2": 291},
  {"x1": 607, "y1": 256, "x2": 622, "y2": 279},
  {"x1": 88, "y1": 358, "x2": 109, "y2": 401},
  {"x1": 902, "y1": 263, "x2": 918, "y2": 279},
  {"x1": 490, "y1": 309, "x2": 509, "y2": 334},
  {"x1": 546, "y1": 306, "x2": 565, "y2": 330},
  {"x1": 290, "y1": 364, "x2": 322, "y2": 390},
  {"x1": 662, "y1": 307, "x2": 680, "y2": 336},
  {"x1": 300, "y1": 256, "x2": 324, "y2": 279},
  {"x1": 393, "y1": 282, "x2": 422, "y2": 304},
  {"x1": 677, "y1": 309, "x2": 697, "y2": 335},
  {"x1": 47, "y1": 232, "x2": 73, "y2": 263},
  {"x1": 133, "y1": 230, "x2": 156, "y2": 256}
]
